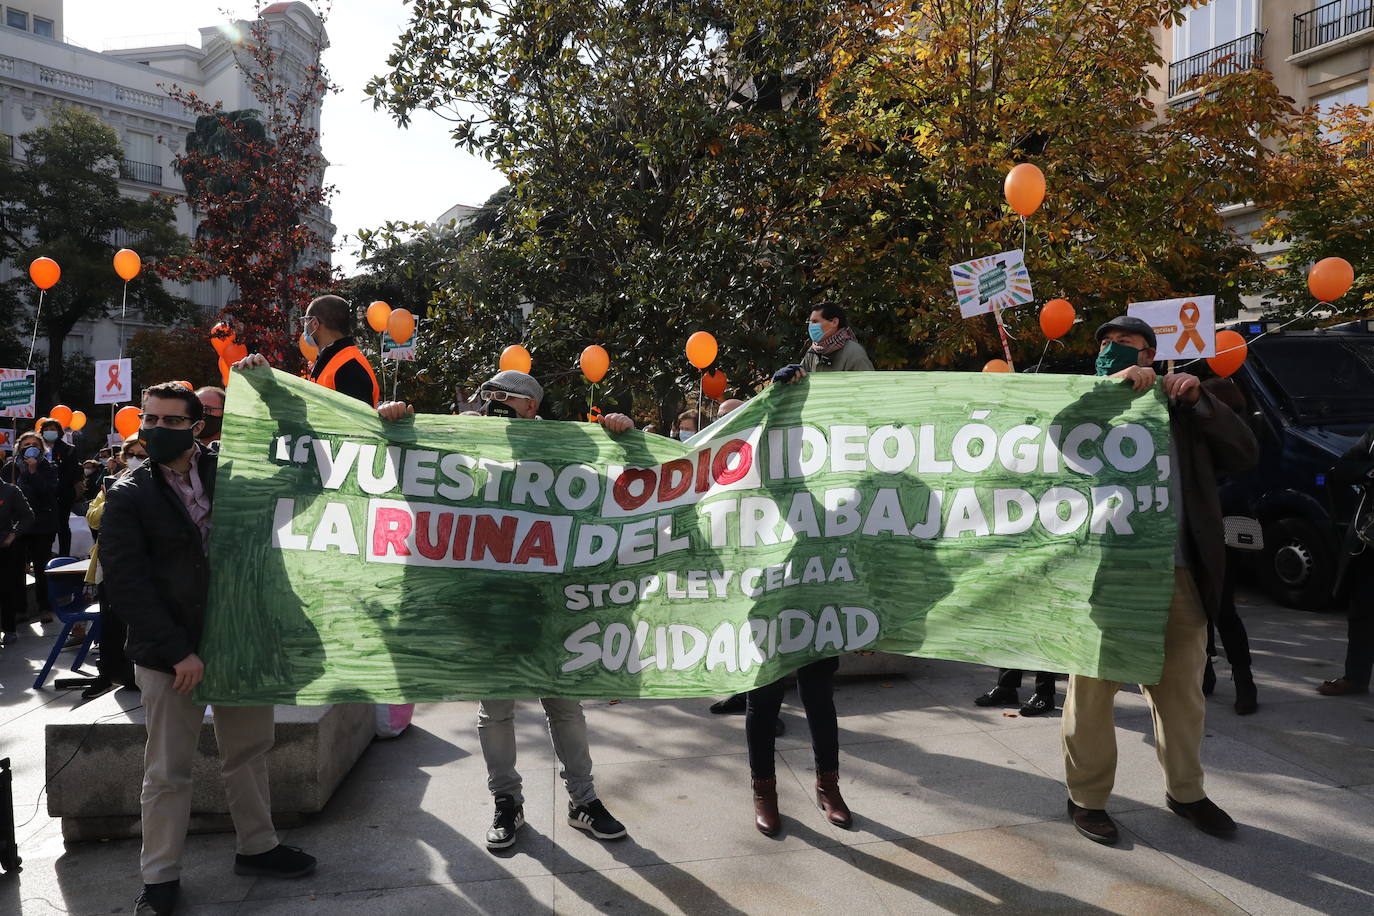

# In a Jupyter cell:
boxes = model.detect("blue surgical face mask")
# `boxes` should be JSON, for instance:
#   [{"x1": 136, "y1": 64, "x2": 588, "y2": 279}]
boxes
[
  {"x1": 807, "y1": 322, "x2": 825, "y2": 342},
  {"x1": 302, "y1": 317, "x2": 318, "y2": 349},
  {"x1": 23, "y1": 447, "x2": 40, "y2": 459},
  {"x1": 42, "y1": 430, "x2": 59, "y2": 443},
  {"x1": 676, "y1": 429, "x2": 694, "y2": 441}
]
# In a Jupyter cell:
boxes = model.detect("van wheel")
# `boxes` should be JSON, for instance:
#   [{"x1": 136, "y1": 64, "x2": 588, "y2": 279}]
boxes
[{"x1": 1261, "y1": 518, "x2": 1336, "y2": 611}]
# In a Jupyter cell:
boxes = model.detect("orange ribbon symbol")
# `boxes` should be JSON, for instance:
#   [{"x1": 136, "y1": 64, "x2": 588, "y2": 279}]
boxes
[
  {"x1": 105, "y1": 363, "x2": 122, "y2": 393},
  {"x1": 1176, "y1": 301, "x2": 1204, "y2": 353}
]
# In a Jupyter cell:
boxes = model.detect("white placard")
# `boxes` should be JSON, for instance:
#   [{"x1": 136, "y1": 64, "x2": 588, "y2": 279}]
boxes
[
  {"x1": 382, "y1": 329, "x2": 416, "y2": 362},
  {"x1": 1127, "y1": 296, "x2": 1216, "y2": 360},
  {"x1": 95, "y1": 358, "x2": 133, "y2": 405},
  {"x1": 950, "y1": 249, "x2": 1034, "y2": 319},
  {"x1": 108, "y1": 433, "x2": 125, "y2": 449},
  {"x1": 0, "y1": 368, "x2": 36, "y2": 418}
]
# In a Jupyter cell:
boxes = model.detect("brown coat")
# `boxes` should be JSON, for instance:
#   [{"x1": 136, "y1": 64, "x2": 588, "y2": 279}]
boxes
[{"x1": 1173, "y1": 387, "x2": 1259, "y2": 621}]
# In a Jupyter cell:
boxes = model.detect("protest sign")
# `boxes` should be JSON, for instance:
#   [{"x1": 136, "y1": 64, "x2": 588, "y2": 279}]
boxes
[
  {"x1": 951, "y1": 249, "x2": 1034, "y2": 319},
  {"x1": 1128, "y1": 297, "x2": 1216, "y2": 360},
  {"x1": 382, "y1": 329, "x2": 416, "y2": 362},
  {"x1": 199, "y1": 368, "x2": 1176, "y2": 705},
  {"x1": 0, "y1": 369, "x2": 36, "y2": 419},
  {"x1": 95, "y1": 358, "x2": 133, "y2": 405}
]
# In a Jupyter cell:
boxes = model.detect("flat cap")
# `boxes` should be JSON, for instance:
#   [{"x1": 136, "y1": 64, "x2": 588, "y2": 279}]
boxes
[
  {"x1": 1095, "y1": 315, "x2": 1157, "y2": 350},
  {"x1": 479, "y1": 370, "x2": 544, "y2": 404}
]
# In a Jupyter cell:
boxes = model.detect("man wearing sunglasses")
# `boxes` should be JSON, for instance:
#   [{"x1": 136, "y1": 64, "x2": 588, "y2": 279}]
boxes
[
  {"x1": 101, "y1": 382, "x2": 316, "y2": 915},
  {"x1": 379, "y1": 369, "x2": 633, "y2": 851}
]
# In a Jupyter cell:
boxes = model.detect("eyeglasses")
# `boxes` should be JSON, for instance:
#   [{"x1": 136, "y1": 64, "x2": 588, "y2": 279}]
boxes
[
  {"x1": 202, "y1": 406, "x2": 225, "y2": 416},
  {"x1": 478, "y1": 390, "x2": 530, "y2": 403},
  {"x1": 139, "y1": 413, "x2": 195, "y2": 429}
]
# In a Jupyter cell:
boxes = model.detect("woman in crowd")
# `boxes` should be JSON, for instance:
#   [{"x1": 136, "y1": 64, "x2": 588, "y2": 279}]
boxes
[
  {"x1": 5, "y1": 430, "x2": 61, "y2": 619},
  {"x1": 0, "y1": 449, "x2": 35, "y2": 647},
  {"x1": 670, "y1": 409, "x2": 698, "y2": 441}
]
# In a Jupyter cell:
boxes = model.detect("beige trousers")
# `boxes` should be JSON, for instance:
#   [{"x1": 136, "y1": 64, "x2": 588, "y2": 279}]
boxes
[
  {"x1": 1062, "y1": 568, "x2": 1209, "y2": 810},
  {"x1": 136, "y1": 666, "x2": 279, "y2": 883}
]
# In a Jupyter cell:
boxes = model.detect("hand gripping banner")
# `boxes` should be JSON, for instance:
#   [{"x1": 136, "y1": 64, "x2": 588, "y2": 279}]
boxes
[{"x1": 197, "y1": 368, "x2": 1176, "y2": 705}]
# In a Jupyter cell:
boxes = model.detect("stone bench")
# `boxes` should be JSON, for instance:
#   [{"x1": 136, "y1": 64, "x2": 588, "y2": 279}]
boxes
[{"x1": 45, "y1": 693, "x2": 374, "y2": 842}]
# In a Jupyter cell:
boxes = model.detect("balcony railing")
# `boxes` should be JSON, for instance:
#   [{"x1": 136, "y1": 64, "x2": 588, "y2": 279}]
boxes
[
  {"x1": 1294, "y1": 0, "x2": 1374, "y2": 55},
  {"x1": 1169, "y1": 31, "x2": 1265, "y2": 98},
  {"x1": 119, "y1": 158, "x2": 162, "y2": 185}
]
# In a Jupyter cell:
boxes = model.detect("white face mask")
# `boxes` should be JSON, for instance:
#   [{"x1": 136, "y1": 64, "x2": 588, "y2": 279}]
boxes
[
  {"x1": 124, "y1": 457, "x2": 146, "y2": 473},
  {"x1": 676, "y1": 429, "x2": 694, "y2": 441}
]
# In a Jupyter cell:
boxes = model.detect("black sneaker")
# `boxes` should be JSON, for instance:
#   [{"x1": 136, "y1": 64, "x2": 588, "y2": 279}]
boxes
[
  {"x1": 233, "y1": 844, "x2": 316, "y2": 878},
  {"x1": 133, "y1": 879, "x2": 179, "y2": 915},
  {"x1": 568, "y1": 799, "x2": 627, "y2": 840},
  {"x1": 486, "y1": 794, "x2": 525, "y2": 850}
]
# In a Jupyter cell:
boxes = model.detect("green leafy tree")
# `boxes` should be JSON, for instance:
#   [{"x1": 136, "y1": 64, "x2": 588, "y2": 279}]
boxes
[
  {"x1": 0, "y1": 107, "x2": 191, "y2": 404},
  {"x1": 369, "y1": 0, "x2": 859, "y2": 426}
]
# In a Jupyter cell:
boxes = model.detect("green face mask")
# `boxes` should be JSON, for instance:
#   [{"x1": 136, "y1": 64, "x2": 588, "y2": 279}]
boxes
[{"x1": 1095, "y1": 341, "x2": 1141, "y2": 377}]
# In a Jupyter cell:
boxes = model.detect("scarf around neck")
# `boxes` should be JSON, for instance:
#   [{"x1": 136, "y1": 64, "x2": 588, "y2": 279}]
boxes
[{"x1": 811, "y1": 325, "x2": 855, "y2": 357}]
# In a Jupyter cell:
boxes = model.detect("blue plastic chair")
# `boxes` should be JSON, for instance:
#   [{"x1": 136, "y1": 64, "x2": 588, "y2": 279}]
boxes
[{"x1": 32, "y1": 557, "x2": 101, "y2": 690}]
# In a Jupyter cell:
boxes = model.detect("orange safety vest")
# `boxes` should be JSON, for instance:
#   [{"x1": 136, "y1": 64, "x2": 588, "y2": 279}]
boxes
[{"x1": 314, "y1": 345, "x2": 380, "y2": 408}]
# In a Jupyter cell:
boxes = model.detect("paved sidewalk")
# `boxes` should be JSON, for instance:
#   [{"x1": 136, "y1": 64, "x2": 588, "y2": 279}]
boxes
[{"x1": 3, "y1": 590, "x2": 1372, "y2": 915}]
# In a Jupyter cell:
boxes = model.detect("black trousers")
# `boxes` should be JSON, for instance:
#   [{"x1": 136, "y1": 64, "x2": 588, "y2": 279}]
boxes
[
  {"x1": 94, "y1": 583, "x2": 134, "y2": 684},
  {"x1": 55, "y1": 505, "x2": 72, "y2": 558},
  {"x1": 998, "y1": 668, "x2": 1056, "y2": 697},
  {"x1": 1344, "y1": 563, "x2": 1374, "y2": 686},
  {"x1": 20, "y1": 532, "x2": 52, "y2": 612},
  {"x1": 0, "y1": 542, "x2": 24, "y2": 634},
  {"x1": 1206, "y1": 565, "x2": 1252, "y2": 671},
  {"x1": 746, "y1": 656, "x2": 840, "y2": 780}
]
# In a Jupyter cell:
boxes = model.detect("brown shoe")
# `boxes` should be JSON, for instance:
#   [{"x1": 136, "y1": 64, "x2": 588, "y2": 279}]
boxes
[
  {"x1": 1067, "y1": 799, "x2": 1119, "y2": 845},
  {"x1": 815, "y1": 771, "x2": 853, "y2": 828},
  {"x1": 1317, "y1": 677, "x2": 1369, "y2": 697},
  {"x1": 752, "y1": 778, "x2": 781, "y2": 836}
]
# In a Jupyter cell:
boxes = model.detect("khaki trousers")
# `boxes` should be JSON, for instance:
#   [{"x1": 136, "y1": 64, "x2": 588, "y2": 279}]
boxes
[
  {"x1": 136, "y1": 666, "x2": 279, "y2": 883},
  {"x1": 1062, "y1": 568, "x2": 1209, "y2": 810}
]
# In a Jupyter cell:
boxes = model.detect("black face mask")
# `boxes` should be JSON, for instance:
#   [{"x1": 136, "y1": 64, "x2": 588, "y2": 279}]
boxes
[
  {"x1": 200, "y1": 414, "x2": 223, "y2": 438},
  {"x1": 484, "y1": 400, "x2": 519, "y2": 419}
]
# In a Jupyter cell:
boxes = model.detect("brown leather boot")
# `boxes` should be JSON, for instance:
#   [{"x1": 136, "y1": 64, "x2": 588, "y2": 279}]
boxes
[
  {"x1": 752, "y1": 778, "x2": 781, "y2": 836},
  {"x1": 815, "y1": 771, "x2": 852, "y2": 828}
]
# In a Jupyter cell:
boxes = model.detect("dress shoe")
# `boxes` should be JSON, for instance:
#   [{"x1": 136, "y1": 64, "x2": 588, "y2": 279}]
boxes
[
  {"x1": 752, "y1": 777, "x2": 781, "y2": 836},
  {"x1": 1166, "y1": 795, "x2": 1236, "y2": 837},
  {"x1": 815, "y1": 771, "x2": 852, "y2": 828},
  {"x1": 1019, "y1": 693, "x2": 1055, "y2": 716},
  {"x1": 1317, "y1": 677, "x2": 1369, "y2": 697},
  {"x1": 1233, "y1": 670, "x2": 1258, "y2": 715},
  {"x1": 973, "y1": 685, "x2": 1018, "y2": 707},
  {"x1": 1067, "y1": 799, "x2": 1119, "y2": 845},
  {"x1": 233, "y1": 843, "x2": 317, "y2": 877},
  {"x1": 81, "y1": 677, "x2": 115, "y2": 700},
  {"x1": 133, "y1": 879, "x2": 179, "y2": 915},
  {"x1": 710, "y1": 693, "x2": 748, "y2": 714}
]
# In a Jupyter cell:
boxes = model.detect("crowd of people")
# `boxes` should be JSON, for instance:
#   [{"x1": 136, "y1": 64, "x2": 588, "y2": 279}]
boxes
[{"x1": 2, "y1": 296, "x2": 1371, "y2": 916}]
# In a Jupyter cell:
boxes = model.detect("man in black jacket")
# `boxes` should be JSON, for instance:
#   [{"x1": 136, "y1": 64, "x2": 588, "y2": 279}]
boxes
[
  {"x1": 39, "y1": 417, "x2": 79, "y2": 556},
  {"x1": 101, "y1": 383, "x2": 315, "y2": 916},
  {"x1": 0, "y1": 469, "x2": 34, "y2": 645},
  {"x1": 1319, "y1": 424, "x2": 1374, "y2": 697}
]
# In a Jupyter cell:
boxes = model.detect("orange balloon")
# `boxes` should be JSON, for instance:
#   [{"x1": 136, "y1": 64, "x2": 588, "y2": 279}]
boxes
[
  {"x1": 367, "y1": 301, "x2": 392, "y2": 334},
  {"x1": 113, "y1": 248, "x2": 142, "y2": 282},
  {"x1": 49, "y1": 405, "x2": 73, "y2": 428},
  {"x1": 115, "y1": 406, "x2": 142, "y2": 440},
  {"x1": 299, "y1": 333, "x2": 319, "y2": 362},
  {"x1": 580, "y1": 345, "x2": 610, "y2": 384},
  {"x1": 685, "y1": 331, "x2": 718, "y2": 369},
  {"x1": 1039, "y1": 298, "x2": 1075, "y2": 340},
  {"x1": 702, "y1": 369, "x2": 728, "y2": 400},
  {"x1": 983, "y1": 359, "x2": 1012, "y2": 373},
  {"x1": 387, "y1": 308, "x2": 415, "y2": 345},
  {"x1": 1004, "y1": 163, "x2": 1046, "y2": 217},
  {"x1": 500, "y1": 345, "x2": 532, "y2": 373},
  {"x1": 222, "y1": 342, "x2": 248, "y2": 364},
  {"x1": 29, "y1": 257, "x2": 60, "y2": 290},
  {"x1": 70, "y1": 410, "x2": 87, "y2": 431},
  {"x1": 1308, "y1": 257, "x2": 1354, "y2": 302},
  {"x1": 209, "y1": 322, "x2": 234, "y2": 355},
  {"x1": 1207, "y1": 330, "x2": 1249, "y2": 378}
]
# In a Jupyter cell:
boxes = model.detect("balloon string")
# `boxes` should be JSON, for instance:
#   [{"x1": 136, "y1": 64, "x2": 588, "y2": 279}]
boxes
[
  {"x1": 1172, "y1": 299, "x2": 1334, "y2": 370},
  {"x1": 118, "y1": 282, "x2": 128, "y2": 362},
  {"x1": 26, "y1": 289, "x2": 44, "y2": 370},
  {"x1": 1021, "y1": 215, "x2": 1027, "y2": 254},
  {"x1": 990, "y1": 302, "x2": 1016, "y2": 371},
  {"x1": 697, "y1": 370, "x2": 703, "y2": 426}
]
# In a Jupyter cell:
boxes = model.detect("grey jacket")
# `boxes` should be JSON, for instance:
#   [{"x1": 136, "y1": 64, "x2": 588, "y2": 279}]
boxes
[{"x1": 801, "y1": 338, "x2": 875, "y2": 373}]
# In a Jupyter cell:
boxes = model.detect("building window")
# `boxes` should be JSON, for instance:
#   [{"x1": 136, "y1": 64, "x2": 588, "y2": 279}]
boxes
[
  {"x1": 123, "y1": 131, "x2": 155, "y2": 164},
  {"x1": 33, "y1": 16, "x2": 52, "y2": 38},
  {"x1": 1315, "y1": 82, "x2": 1369, "y2": 140},
  {"x1": 6, "y1": 9, "x2": 29, "y2": 30},
  {"x1": 1174, "y1": 0, "x2": 1260, "y2": 59}
]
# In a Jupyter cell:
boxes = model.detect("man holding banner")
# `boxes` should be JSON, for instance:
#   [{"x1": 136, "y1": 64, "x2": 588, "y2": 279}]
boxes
[{"x1": 1063, "y1": 316, "x2": 1257, "y2": 845}]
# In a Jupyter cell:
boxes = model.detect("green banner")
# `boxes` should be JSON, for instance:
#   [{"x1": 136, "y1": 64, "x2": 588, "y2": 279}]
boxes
[{"x1": 199, "y1": 367, "x2": 1176, "y2": 705}]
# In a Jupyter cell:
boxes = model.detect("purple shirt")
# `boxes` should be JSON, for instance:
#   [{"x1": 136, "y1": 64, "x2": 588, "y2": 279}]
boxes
[{"x1": 158, "y1": 447, "x2": 211, "y2": 552}]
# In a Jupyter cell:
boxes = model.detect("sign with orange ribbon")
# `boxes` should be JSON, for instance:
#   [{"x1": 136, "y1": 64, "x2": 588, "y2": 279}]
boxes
[
  {"x1": 95, "y1": 358, "x2": 133, "y2": 405},
  {"x1": 1127, "y1": 296, "x2": 1216, "y2": 361}
]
